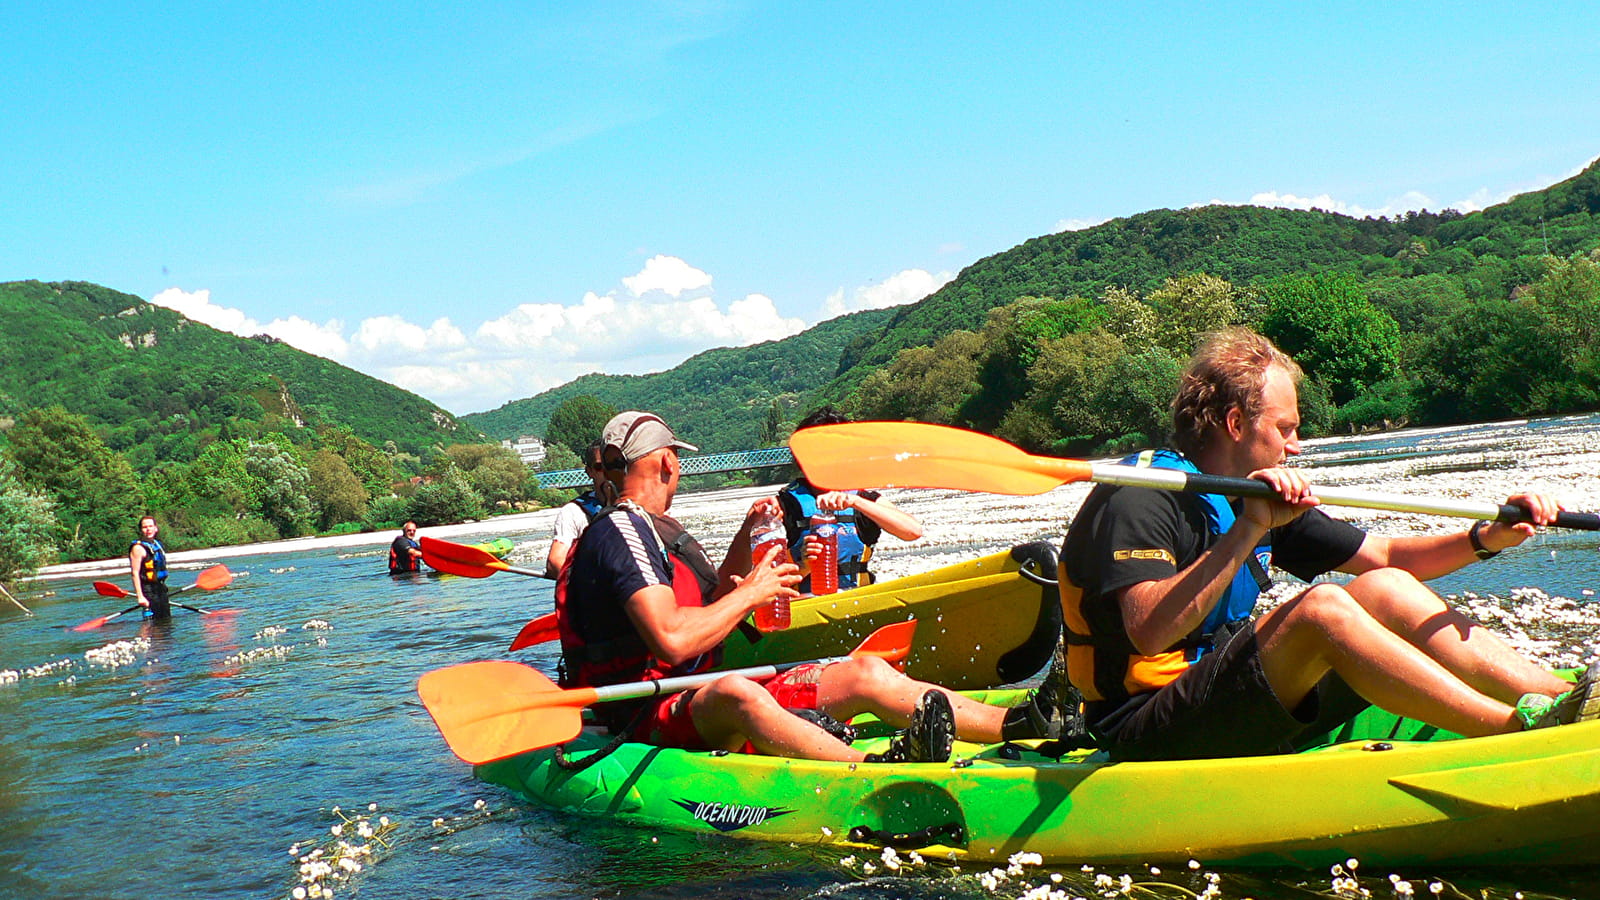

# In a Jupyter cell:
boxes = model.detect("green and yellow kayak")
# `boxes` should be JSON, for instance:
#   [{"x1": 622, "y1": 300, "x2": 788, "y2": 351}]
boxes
[
  {"x1": 723, "y1": 542, "x2": 1060, "y2": 690},
  {"x1": 478, "y1": 692, "x2": 1600, "y2": 869},
  {"x1": 470, "y1": 537, "x2": 516, "y2": 559}
]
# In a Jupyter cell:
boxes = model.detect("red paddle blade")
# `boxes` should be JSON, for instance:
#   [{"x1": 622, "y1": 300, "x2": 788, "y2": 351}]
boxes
[
  {"x1": 508, "y1": 613, "x2": 559, "y2": 651},
  {"x1": 71, "y1": 615, "x2": 114, "y2": 632},
  {"x1": 421, "y1": 536, "x2": 502, "y2": 567},
  {"x1": 93, "y1": 581, "x2": 130, "y2": 599},
  {"x1": 418, "y1": 661, "x2": 592, "y2": 764},
  {"x1": 423, "y1": 553, "x2": 496, "y2": 578}
]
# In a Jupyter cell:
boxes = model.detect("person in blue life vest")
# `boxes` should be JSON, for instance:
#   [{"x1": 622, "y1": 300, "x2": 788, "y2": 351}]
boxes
[
  {"x1": 545, "y1": 441, "x2": 618, "y2": 577},
  {"x1": 778, "y1": 407, "x2": 923, "y2": 593},
  {"x1": 1058, "y1": 326, "x2": 1593, "y2": 763},
  {"x1": 389, "y1": 521, "x2": 423, "y2": 575},
  {"x1": 558, "y1": 411, "x2": 1054, "y2": 763},
  {"x1": 129, "y1": 515, "x2": 171, "y2": 619}
]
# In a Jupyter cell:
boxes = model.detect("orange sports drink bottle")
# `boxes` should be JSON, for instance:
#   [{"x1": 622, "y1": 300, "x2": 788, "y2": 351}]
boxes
[
  {"x1": 809, "y1": 513, "x2": 839, "y2": 595},
  {"x1": 749, "y1": 509, "x2": 792, "y2": 631}
]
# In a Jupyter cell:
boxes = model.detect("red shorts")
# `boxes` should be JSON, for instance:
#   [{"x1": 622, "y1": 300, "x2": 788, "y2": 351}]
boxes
[{"x1": 637, "y1": 663, "x2": 826, "y2": 751}]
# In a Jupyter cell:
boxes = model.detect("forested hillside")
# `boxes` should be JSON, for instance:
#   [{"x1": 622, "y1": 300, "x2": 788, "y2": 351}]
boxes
[
  {"x1": 462, "y1": 156, "x2": 1600, "y2": 458},
  {"x1": 824, "y1": 157, "x2": 1600, "y2": 396},
  {"x1": 463, "y1": 306, "x2": 897, "y2": 450},
  {"x1": 0, "y1": 281, "x2": 527, "y2": 569},
  {"x1": 0, "y1": 281, "x2": 479, "y2": 462},
  {"x1": 832, "y1": 157, "x2": 1600, "y2": 456}
]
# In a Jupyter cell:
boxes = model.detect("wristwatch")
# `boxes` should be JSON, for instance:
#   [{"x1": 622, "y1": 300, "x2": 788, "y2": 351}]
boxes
[{"x1": 1468, "y1": 520, "x2": 1499, "y2": 560}]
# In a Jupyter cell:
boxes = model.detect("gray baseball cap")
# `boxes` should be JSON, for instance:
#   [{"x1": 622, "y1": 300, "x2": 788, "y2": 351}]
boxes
[{"x1": 602, "y1": 411, "x2": 699, "y2": 463}]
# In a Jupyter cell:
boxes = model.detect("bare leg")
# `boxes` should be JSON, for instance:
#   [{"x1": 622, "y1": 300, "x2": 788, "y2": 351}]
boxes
[
  {"x1": 814, "y1": 657, "x2": 1007, "y2": 742},
  {"x1": 688, "y1": 675, "x2": 866, "y2": 761},
  {"x1": 1344, "y1": 568, "x2": 1570, "y2": 703},
  {"x1": 1255, "y1": 584, "x2": 1519, "y2": 738}
]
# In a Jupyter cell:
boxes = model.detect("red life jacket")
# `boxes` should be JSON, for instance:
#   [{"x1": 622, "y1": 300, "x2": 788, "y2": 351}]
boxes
[{"x1": 555, "y1": 505, "x2": 721, "y2": 691}]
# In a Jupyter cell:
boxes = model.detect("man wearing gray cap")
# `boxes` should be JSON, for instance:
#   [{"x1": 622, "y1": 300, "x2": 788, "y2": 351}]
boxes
[{"x1": 557, "y1": 410, "x2": 1016, "y2": 762}]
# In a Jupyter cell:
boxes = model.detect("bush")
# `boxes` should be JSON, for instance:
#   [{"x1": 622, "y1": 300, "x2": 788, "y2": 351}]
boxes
[{"x1": 362, "y1": 495, "x2": 411, "y2": 531}]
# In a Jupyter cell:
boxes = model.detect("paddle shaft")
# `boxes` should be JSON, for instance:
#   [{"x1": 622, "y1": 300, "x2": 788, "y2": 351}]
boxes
[
  {"x1": 576, "y1": 656, "x2": 851, "y2": 706},
  {"x1": 1091, "y1": 463, "x2": 1600, "y2": 530}
]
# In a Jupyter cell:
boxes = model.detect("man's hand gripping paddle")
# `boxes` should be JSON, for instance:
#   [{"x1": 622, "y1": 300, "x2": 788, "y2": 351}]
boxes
[
  {"x1": 74, "y1": 565, "x2": 237, "y2": 631},
  {"x1": 418, "y1": 619, "x2": 917, "y2": 765},
  {"x1": 789, "y1": 422, "x2": 1600, "y2": 530}
]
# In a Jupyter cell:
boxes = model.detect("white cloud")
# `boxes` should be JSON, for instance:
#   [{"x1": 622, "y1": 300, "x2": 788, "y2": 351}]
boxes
[
  {"x1": 1054, "y1": 217, "x2": 1109, "y2": 233},
  {"x1": 822, "y1": 268, "x2": 954, "y2": 319},
  {"x1": 148, "y1": 254, "x2": 816, "y2": 415},
  {"x1": 622, "y1": 254, "x2": 713, "y2": 297}
]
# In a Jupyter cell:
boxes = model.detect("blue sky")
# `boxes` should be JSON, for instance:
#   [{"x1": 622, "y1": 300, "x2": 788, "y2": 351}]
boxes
[{"x1": 4, "y1": 2, "x2": 1597, "y2": 415}]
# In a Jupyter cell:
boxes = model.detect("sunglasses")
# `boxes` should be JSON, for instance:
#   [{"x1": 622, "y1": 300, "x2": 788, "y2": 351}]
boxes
[{"x1": 603, "y1": 458, "x2": 628, "y2": 471}]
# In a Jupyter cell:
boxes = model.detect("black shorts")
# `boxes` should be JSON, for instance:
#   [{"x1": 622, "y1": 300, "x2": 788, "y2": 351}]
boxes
[{"x1": 1087, "y1": 624, "x2": 1368, "y2": 761}]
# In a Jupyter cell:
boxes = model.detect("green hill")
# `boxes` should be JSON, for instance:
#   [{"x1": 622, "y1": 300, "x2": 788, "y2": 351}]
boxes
[
  {"x1": 820, "y1": 157, "x2": 1600, "y2": 399},
  {"x1": 0, "y1": 280, "x2": 481, "y2": 469},
  {"x1": 463, "y1": 306, "x2": 897, "y2": 450},
  {"x1": 460, "y1": 155, "x2": 1600, "y2": 449}
]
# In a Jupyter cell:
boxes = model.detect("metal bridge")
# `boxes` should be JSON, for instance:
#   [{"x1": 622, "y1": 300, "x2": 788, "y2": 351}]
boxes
[{"x1": 534, "y1": 446, "x2": 797, "y2": 489}]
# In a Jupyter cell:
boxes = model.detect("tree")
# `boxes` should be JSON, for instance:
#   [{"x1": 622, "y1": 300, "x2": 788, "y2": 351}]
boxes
[
  {"x1": 241, "y1": 441, "x2": 318, "y2": 538},
  {"x1": 4, "y1": 406, "x2": 143, "y2": 560},
  {"x1": 407, "y1": 467, "x2": 484, "y2": 525},
  {"x1": 442, "y1": 443, "x2": 529, "y2": 508},
  {"x1": 0, "y1": 463, "x2": 60, "y2": 580},
  {"x1": 758, "y1": 400, "x2": 784, "y2": 447},
  {"x1": 318, "y1": 426, "x2": 396, "y2": 497},
  {"x1": 1260, "y1": 274, "x2": 1402, "y2": 404},
  {"x1": 308, "y1": 449, "x2": 369, "y2": 529},
  {"x1": 544, "y1": 396, "x2": 618, "y2": 457}
]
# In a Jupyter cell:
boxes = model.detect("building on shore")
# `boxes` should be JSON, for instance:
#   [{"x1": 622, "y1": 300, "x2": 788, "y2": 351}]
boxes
[{"x1": 502, "y1": 435, "x2": 547, "y2": 466}]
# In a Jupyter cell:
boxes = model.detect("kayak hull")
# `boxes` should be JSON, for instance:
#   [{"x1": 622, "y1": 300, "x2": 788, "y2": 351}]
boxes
[
  {"x1": 722, "y1": 542, "x2": 1061, "y2": 689},
  {"x1": 470, "y1": 537, "x2": 515, "y2": 559},
  {"x1": 477, "y1": 695, "x2": 1600, "y2": 869}
]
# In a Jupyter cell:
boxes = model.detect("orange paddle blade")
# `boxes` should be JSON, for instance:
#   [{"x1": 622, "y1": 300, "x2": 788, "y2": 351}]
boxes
[
  {"x1": 789, "y1": 422, "x2": 1094, "y2": 496},
  {"x1": 851, "y1": 618, "x2": 916, "y2": 667},
  {"x1": 418, "y1": 661, "x2": 597, "y2": 765},
  {"x1": 508, "y1": 613, "x2": 559, "y2": 650},
  {"x1": 192, "y1": 565, "x2": 233, "y2": 591},
  {"x1": 93, "y1": 581, "x2": 130, "y2": 599}
]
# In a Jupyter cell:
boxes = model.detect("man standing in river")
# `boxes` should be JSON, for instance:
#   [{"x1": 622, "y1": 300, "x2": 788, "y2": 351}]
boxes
[{"x1": 1058, "y1": 326, "x2": 1595, "y2": 762}]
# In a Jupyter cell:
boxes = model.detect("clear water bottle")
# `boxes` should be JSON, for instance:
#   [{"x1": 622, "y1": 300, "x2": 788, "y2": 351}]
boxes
[
  {"x1": 749, "y1": 508, "x2": 792, "y2": 631},
  {"x1": 810, "y1": 513, "x2": 839, "y2": 595}
]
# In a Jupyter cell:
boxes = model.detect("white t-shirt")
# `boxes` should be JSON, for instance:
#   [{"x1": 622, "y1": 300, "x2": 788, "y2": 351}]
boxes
[{"x1": 551, "y1": 500, "x2": 593, "y2": 546}]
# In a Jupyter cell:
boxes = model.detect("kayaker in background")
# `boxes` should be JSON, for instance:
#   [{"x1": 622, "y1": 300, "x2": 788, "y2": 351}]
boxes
[
  {"x1": 544, "y1": 441, "x2": 617, "y2": 577},
  {"x1": 388, "y1": 521, "x2": 423, "y2": 575},
  {"x1": 778, "y1": 406, "x2": 923, "y2": 594},
  {"x1": 1058, "y1": 326, "x2": 1594, "y2": 763},
  {"x1": 559, "y1": 411, "x2": 1052, "y2": 763},
  {"x1": 129, "y1": 515, "x2": 171, "y2": 620}
]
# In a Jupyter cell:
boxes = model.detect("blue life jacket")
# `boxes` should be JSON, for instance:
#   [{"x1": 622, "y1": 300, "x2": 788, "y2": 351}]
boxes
[
  {"x1": 1125, "y1": 449, "x2": 1272, "y2": 652},
  {"x1": 779, "y1": 481, "x2": 872, "y2": 591},
  {"x1": 131, "y1": 538, "x2": 167, "y2": 585},
  {"x1": 573, "y1": 490, "x2": 606, "y2": 523}
]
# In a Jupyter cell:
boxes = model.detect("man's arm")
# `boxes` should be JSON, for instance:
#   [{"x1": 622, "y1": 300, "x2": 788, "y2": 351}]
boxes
[
  {"x1": 1118, "y1": 467, "x2": 1316, "y2": 654},
  {"x1": 1339, "y1": 492, "x2": 1563, "y2": 579},
  {"x1": 1119, "y1": 518, "x2": 1268, "y2": 654},
  {"x1": 545, "y1": 540, "x2": 571, "y2": 578},
  {"x1": 625, "y1": 558, "x2": 799, "y2": 665}
]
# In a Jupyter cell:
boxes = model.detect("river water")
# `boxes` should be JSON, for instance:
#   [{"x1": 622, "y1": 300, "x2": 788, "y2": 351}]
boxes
[{"x1": 4, "y1": 415, "x2": 1600, "y2": 900}]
